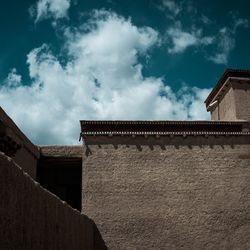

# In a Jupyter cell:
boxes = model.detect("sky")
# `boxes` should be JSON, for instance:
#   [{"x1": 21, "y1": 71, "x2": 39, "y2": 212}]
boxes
[{"x1": 0, "y1": 0, "x2": 250, "y2": 145}]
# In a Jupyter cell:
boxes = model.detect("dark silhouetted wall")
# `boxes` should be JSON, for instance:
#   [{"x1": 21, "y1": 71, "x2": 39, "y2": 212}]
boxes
[{"x1": 0, "y1": 152, "x2": 107, "y2": 250}]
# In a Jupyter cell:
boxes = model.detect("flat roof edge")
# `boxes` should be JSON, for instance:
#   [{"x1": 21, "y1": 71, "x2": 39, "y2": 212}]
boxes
[
  {"x1": 205, "y1": 69, "x2": 250, "y2": 106},
  {"x1": 0, "y1": 107, "x2": 40, "y2": 158}
]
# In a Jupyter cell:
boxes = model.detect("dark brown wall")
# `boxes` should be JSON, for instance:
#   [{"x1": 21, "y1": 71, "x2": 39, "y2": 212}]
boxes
[
  {"x1": 0, "y1": 152, "x2": 106, "y2": 250},
  {"x1": 13, "y1": 146, "x2": 38, "y2": 179},
  {"x1": 82, "y1": 135, "x2": 250, "y2": 249},
  {"x1": 0, "y1": 107, "x2": 39, "y2": 179},
  {"x1": 37, "y1": 146, "x2": 84, "y2": 211}
]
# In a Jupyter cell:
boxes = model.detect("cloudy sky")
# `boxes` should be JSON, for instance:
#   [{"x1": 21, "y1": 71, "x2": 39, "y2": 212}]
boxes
[{"x1": 0, "y1": 0, "x2": 250, "y2": 144}]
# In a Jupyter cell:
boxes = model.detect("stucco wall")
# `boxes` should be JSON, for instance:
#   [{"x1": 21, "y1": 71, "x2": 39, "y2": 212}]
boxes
[
  {"x1": 0, "y1": 107, "x2": 39, "y2": 179},
  {"x1": 210, "y1": 81, "x2": 250, "y2": 122},
  {"x1": 211, "y1": 105, "x2": 219, "y2": 120},
  {"x1": 212, "y1": 86, "x2": 237, "y2": 121},
  {"x1": 233, "y1": 82, "x2": 250, "y2": 121},
  {"x1": 0, "y1": 152, "x2": 107, "y2": 250},
  {"x1": 13, "y1": 146, "x2": 38, "y2": 179},
  {"x1": 39, "y1": 145, "x2": 83, "y2": 157},
  {"x1": 82, "y1": 135, "x2": 250, "y2": 249}
]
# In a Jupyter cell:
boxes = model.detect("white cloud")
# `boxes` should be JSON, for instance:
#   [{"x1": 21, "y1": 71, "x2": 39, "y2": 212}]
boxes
[
  {"x1": 208, "y1": 18, "x2": 248, "y2": 64},
  {"x1": 0, "y1": 11, "x2": 210, "y2": 145},
  {"x1": 232, "y1": 17, "x2": 249, "y2": 32},
  {"x1": 166, "y1": 24, "x2": 214, "y2": 53},
  {"x1": 160, "y1": 0, "x2": 181, "y2": 16},
  {"x1": 208, "y1": 28, "x2": 235, "y2": 64},
  {"x1": 30, "y1": 0, "x2": 71, "y2": 22},
  {"x1": 185, "y1": 87, "x2": 212, "y2": 119},
  {"x1": 201, "y1": 15, "x2": 212, "y2": 25},
  {"x1": 159, "y1": 2, "x2": 248, "y2": 64},
  {"x1": 5, "y1": 68, "x2": 22, "y2": 88}
]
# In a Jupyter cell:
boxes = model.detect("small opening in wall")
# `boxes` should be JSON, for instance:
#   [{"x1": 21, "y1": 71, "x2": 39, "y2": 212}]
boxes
[{"x1": 37, "y1": 157, "x2": 82, "y2": 211}]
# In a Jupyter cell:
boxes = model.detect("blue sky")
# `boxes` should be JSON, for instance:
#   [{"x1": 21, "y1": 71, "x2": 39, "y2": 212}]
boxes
[{"x1": 0, "y1": 0, "x2": 250, "y2": 144}]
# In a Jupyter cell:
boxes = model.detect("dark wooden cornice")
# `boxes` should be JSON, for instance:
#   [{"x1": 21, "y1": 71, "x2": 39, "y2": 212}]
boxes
[{"x1": 80, "y1": 120, "x2": 250, "y2": 137}]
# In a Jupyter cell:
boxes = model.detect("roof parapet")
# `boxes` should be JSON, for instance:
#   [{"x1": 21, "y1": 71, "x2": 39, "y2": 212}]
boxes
[
  {"x1": 80, "y1": 120, "x2": 250, "y2": 138},
  {"x1": 205, "y1": 69, "x2": 250, "y2": 108},
  {"x1": 0, "y1": 107, "x2": 40, "y2": 158}
]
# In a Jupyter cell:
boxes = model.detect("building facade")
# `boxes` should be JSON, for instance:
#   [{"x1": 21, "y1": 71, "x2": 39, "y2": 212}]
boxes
[
  {"x1": 80, "y1": 69, "x2": 250, "y2": 249},
  {"x1": 1, "y1": 69, "x2": 250, "y2": 249}
]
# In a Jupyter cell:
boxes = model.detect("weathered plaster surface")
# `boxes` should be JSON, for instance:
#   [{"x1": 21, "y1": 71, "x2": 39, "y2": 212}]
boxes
[
  {"x1": 211, "y1": 86, "x2": 237, "y2": 121},
  {"x1": 0, "y1": 152, "x2": 106, "y2": 250},
  {"x1": 233, "y1": 82, "x2": 250, "y2": 121},
  {"x1": 0, "y1": 107, "x2": 39, "y2": 179},
  {"x1": 210, "y1": 80, "x2": 250, "y2": 122},
  {"x1": 39, "y1": 145, "x2": 83, "y2": 158},
  {"x1": 82, "y1": 135, "x2": 250, "y2": 249}
]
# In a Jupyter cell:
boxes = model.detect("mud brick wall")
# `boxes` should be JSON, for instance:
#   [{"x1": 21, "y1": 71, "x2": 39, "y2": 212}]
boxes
[
  {"x1": 233, "y1": 81, "x2": 250, "y2": 121},
  {"x1": 13, "y1": 146, "x2": 38, "y2": 180},
  {"x1": 0, "y1": 152, "x2": 106, "y2": 250},
  {"x1": 210, "y1": 86, "x2": 236, "y2": 121},
  {"x1": 0, "y1": 107, "x2": 39, "y2": 179},
  {"x1": 82, "y1": 135, "x2": 250, "y2": 250},
  {"x1": 210, "y1": 81, "x2": 250, "y2": 122},
  {"x1": 39, "y1": 145, "x2": 83, "y2": 158},
  {"x1": 219, "y1": 86, "x2": 236, "y2": 121}
]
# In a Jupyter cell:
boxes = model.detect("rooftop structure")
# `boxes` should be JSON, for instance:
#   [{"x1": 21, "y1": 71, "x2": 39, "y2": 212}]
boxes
[
  {"x1": 80, "y1": 69, "x2": 250, "y2": 249},
  {"x1": 1, "y1": 69, "x2": 250, "y2": 249},
  {"x1": 80, "y1": 120, "x2": 250, "y2": 136},
  {"x1": 205, "y1": 69, "x2": 250, "y2": 121}
]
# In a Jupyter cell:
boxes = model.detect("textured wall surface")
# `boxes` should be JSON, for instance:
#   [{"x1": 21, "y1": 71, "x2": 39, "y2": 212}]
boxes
[
  {"x1": 211, "y1": 105, "x2": 219, "y2": 120},
  {"x1": 210, "y1": 81, "x2": 250, "y2": 122},
  {"x1": 0, "y1": 152, "x2": 107, "y2": 250},
  {"x1": 39, "y1": 145, "x2": 83, "y2": 157},
  {"x1": 82, "y1": 135, "x2": 250, "y2": 250},
  {"x1": 211, "y1": 86, "x2": 237, "y2": 121},
  {"x1": 0, "y1": 107, "x2": 39, "y2": 179},
  {"x1": 233, "y1": 82, "x2": 250, "y2": 121},
  {"x1": 13, "y1": 147, "x2": 38, "y2": 179}
]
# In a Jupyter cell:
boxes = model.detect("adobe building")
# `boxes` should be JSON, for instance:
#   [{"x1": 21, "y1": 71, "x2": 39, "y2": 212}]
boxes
[
  {"x1": 80, "y1": 69, "x2": 250, "y2": 249},
  {"x1": 0, "y1": 68, "x2": 250, "y2": 249}
]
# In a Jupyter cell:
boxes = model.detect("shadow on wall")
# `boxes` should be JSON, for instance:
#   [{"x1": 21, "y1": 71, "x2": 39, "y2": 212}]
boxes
[
  {"x1": 93, "y1": 221, "x2": 108, "y2": 250},
  {"x1": 0, "y1": 151, "x2": 107, "y2": 250},
  {"x1": 84, "y1": 135, "x2": 249, "y2": 156}
]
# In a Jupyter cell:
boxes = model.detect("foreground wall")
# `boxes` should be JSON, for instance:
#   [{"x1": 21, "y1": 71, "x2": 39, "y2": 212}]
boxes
[
  {"x1": 0, "y1": 152, "x2": 107, "y2": 250},
  {"x1": 13, "y1": 146, "x2": 38, "y2": 180},
  {"x1": 37, "y1": 146, "x2": 83, "y2": 211},
  {"x1": 82, "y1": 135, "x2": 250, "y2": 249}
]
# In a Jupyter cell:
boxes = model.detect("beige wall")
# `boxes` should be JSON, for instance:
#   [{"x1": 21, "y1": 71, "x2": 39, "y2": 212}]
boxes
[
  {"x1": 233, "y1": 82, "x2": 250, "y2": 121},
  {"x1": 210, "y1": 81, "x2": 250, "y2": 121},
  {"x1": 82, "y1": 135, "x2": 250, "y2": 249},
  {"x1": 211, "y1": 105, "x2": 219, "y2": 120},
  {"x1": 211, "y1": 86, "x2": 237, "y2": 121},
  {"x1": 0, "y1": 152, "x2": 107, "y2": 250},
  {"x1": 39, "y1": 145, "x2": 83, "y2": 157}
]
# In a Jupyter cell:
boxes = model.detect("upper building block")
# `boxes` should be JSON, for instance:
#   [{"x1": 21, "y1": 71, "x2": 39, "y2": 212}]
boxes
[{"x1": 205, "y1": 69, "x2": 250, "y2": 121}]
